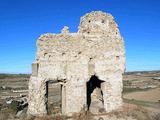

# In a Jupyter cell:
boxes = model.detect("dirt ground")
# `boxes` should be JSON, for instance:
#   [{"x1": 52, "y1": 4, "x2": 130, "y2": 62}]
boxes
[{"x1": 123, "y1": 88, "x2": 160, "y2": 102}]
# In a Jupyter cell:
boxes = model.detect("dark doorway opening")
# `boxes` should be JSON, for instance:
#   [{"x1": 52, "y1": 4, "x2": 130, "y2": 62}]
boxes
[{"x1": 87, "y1": 75, "x2": 104, "y2": 110}]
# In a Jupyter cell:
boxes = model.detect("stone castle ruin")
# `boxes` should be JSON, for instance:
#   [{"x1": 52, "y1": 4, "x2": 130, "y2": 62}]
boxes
[{"x1": 27, "y1": 11, "x2": 125, "y2": 116}]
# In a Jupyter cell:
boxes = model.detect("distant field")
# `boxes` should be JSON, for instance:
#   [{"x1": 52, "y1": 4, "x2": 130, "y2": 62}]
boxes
[
  {"x1": 123, "y1": 88, "x2": 160, "y2": 102},
  {"x1": 0, "y1": 73, "x2": 30, "y2": 79},
  {"x1": 122, "y1": 71, "x2": 160, "y2": 113},
  {"x1": 0, "y1": 74, "x2": 30, "y2": 100}
]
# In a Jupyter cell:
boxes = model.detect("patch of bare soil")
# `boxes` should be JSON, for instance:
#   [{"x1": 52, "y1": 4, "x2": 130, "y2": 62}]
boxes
[{"x1": 123, "y1": 88, "x2": 160, "y2": 102}]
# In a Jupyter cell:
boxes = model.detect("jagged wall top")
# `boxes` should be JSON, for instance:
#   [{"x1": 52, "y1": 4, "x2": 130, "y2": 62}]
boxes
[{"x1": 78, "y1": 11, "x2": 120, "y2": 37}]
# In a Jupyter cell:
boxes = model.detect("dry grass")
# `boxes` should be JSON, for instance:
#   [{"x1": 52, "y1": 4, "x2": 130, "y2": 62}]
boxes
[
  {"x1": 23, "y1": 114, "x2": 66, "y2": 120},
  {"x1": 108, "y1": 105, "x2": 160, "y2": 120},
  {"x1": 2, "y1": 106, "x2": 158, "y2": 120},
  {"x1": 23, "y1": 109, "x2": 93, "y2": 120},
  {"x1": 0, "y1": 109, "x2": 16, "y2": 120},
  {"x1": 71, "y1": 111, "x2": 92, "y2": 120},
  {"x1": 151, "y1": 113, "x2": 160, "y2": 120}
]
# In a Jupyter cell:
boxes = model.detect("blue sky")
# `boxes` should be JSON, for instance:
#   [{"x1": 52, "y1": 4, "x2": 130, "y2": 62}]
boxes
[{"x1": 0, "y1": 0, "x2": 160, "y2": 73}]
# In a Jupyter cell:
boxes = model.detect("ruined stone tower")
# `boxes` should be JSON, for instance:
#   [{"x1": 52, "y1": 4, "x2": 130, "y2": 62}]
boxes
[{"x1": 27, "y1": 11, "x2": 125, "y2": 116}]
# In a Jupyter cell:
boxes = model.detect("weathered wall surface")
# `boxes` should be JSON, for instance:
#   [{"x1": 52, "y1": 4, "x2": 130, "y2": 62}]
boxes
[{"x1": 27, "y1": 11, "x2": 125, "y2": 116}]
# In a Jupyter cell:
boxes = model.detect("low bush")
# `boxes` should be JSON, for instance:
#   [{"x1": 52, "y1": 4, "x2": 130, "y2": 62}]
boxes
[{"x1": 9, "y1": 100, "x2": 18, "y2": 113}]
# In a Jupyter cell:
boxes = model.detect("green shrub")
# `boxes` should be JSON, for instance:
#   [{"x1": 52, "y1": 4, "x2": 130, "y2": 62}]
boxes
[{"x1": 9, "y1": 100, "x2": 18, "y2": 113}]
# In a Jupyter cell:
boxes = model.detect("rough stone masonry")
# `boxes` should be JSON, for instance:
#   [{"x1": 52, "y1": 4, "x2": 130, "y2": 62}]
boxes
[{"x1": 27, "y1": 11, "x2": 125, "y2": 116}]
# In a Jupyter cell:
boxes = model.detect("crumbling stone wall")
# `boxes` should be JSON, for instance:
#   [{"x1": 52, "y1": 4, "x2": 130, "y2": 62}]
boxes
[{"x1": 27, "y1": 11, "x2": 125, "y2": 116}]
